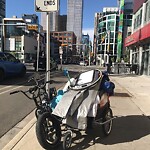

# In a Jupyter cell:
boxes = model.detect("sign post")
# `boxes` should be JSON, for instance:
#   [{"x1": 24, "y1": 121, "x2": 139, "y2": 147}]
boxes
[
  {"x1": 35, "y1": 0, "x2": 59, "y2": 97},
  {"x1": 35, "y1": 0, "x2": 59, "y2": 12}
]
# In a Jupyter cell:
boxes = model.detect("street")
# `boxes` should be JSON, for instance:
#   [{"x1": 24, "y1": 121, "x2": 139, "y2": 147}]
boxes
[{"x1": 1, "y1": 65, "x2": 150, "y2": 150}]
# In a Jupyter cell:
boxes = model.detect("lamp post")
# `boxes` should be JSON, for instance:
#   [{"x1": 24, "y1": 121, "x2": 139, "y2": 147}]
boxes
[
  {"x1": 0, "y1": 23, "x2": 2, "y2": 51},
  {"x1": 107, "y1": 29, "x2": 111, "y2": 64},
  {"x1": 0, "y1": 17, "x2": 3, "y2": 51},
  {"x1": 36, "y1": 33, "x2": 40, "y2": 72}
]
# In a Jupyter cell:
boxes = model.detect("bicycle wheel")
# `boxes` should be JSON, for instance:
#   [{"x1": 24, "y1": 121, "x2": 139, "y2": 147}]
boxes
[{"x1": 36, "y1": 112, "x2": 61, "y2": 149}]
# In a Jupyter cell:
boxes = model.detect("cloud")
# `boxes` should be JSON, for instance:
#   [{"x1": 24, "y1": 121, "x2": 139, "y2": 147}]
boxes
[{"x1": 82, "y1": 28, "x2": 94, "y2": 42}]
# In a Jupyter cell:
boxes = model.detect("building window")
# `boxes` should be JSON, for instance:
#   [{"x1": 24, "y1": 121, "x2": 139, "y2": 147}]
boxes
[
  {"x1": 134, "y1": 8, "x2": 142, "y2": 29},
  {"x1": 145, "y1": 2, "x2": 150, "y2": 23},
  {"x1": 108, "y1": 15, "x2": 115, "y2": 20},
  {"x1": 15, "y1": 41, "x2": 21, "y2": 51},
  {"x1": 149, "y1": 3, "x2": 150, "y2": 20}
]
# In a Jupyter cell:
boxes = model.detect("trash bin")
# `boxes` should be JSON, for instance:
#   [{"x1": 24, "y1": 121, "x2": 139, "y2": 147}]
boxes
[{"x1": 131, "y1": 64, "x2": 139, "y2": 74}]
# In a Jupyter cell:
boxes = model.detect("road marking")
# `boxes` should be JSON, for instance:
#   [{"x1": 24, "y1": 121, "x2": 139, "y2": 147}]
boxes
[
  {"x1": 0, "y1": 71, "x2": 60, "y2": 95},
  {"x1": 0, "y1": 81, "x2": 26, "y2": 92},
  {"x1": 0, "y1": 85, "x2": 23, "y2": 95},
  {"x1": 0, "y1": 85, "x2": 12, "y2": 91}
]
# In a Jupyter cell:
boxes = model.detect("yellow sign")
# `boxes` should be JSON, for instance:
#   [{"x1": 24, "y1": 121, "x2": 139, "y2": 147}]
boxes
[
  {"x1": 27, "y1": 25, "x2": 38, "y2": 31},
  {"x1": 61, "y1": 44, "x2": 68, "y2": 46}
]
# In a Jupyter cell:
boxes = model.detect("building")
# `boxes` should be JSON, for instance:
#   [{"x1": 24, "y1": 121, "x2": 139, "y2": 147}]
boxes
[
  {"x1": 0, "y1": 0, "x2": 5, "y2": 20},
  {"x1": 82, "y1": 34, "x2": 93, "y2": 64},
  {"x1": 67, "y1": 0, "x2": 83, "y2": 47},
  {"x1": 0, "y1": 0, "x2": 6, "y2": 51},
  {"x1": 125, "y1": 0, "x2": 150, "y2": 75},
  {"x1": 117, "y1": 0, "x2": 133, "y2": 61},
  {"x1": 58, "y1": 15, "x2": 67, "y2": 31},
  {"x1": 50, "y1": 31, "x2": 77, "y2": 63},
  {"x1": 82, "y1": 34, "x2": 90, "y2": 56},
  {"x1": 22, "y1": 14, "x2": 39, "y2": 24},
  {"x1": 2, "y1": 16, "x2": 44, "y2": 62},
  {"x1": 94, "y1": 0, "x2": 133, "y2": 66},
  {"x1": 41, "y1": 11, "x2": 59, "y2": 32},
  {"x1": 94, "y1": 7, "x2": 119, "y2": 66}
]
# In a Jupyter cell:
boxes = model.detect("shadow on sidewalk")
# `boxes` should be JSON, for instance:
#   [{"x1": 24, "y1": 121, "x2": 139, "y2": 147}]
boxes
[{"x1": 55, "y1": 115, "x2": 150, "y2": 150}]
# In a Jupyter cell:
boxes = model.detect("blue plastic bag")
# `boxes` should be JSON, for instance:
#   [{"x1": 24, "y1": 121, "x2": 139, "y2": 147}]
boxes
[
  {"x1": 50, "y1": 90, "x2": 64, "y2": 110},
  {"x1": 103, "y1": 81, "x2": 115, "y2": 95}
]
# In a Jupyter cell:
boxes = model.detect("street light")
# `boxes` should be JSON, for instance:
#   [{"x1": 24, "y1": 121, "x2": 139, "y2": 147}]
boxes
[{"x1": 0, "y1": 17, "x2": 3, "y2": 51}]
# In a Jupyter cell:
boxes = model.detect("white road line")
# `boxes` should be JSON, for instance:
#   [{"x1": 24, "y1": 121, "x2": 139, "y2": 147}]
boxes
[
  {"x1": 0, "y1": 85, "x2": 24, "y2": 95},
  {"x1": 0, "y1": 81, "x2": 26, "y2": 91},
  {"x1": 0, "y1": 71, "x2": 58, "y2": 95},
  {"x1": 0, "y1": 85, "x2": 12, "y2": 91}
]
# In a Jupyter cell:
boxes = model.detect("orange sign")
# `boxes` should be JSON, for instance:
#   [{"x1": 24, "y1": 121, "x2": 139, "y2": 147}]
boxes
[
  {"x1": 27, "y1": 24, "x2": 38, "y2": 31},
  {"x1": 61, "y1": 44, "x2": 68, "y2": 46}
]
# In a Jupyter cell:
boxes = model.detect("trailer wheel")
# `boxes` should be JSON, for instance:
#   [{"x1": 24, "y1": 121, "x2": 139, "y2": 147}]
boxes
[
  {"x1": 63, "y1": 131, "x2": 72, "y2": 150},
  {"x1": 102, "y1": 108, "x2": 113, "y2": 136}
]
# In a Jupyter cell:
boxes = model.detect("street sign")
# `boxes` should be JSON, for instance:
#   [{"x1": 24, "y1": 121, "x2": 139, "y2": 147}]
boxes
[
  {"x1": 27, "y1": 24, "x2": 38, "y2": 31},
  {"x1": 35, "y1": 0, "x2": 59, "y2": 12}
]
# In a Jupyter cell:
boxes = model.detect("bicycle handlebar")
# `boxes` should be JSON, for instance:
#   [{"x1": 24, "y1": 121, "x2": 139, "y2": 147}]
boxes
[
  {"x1": 10, "y1": 71, "x2": 51, "y2": 100},
  {"x1": 10, "y1": 89, "x2": 37, "y2": 100},
  {"x1": 10, "y1": 90, "x2": 20, "y2": 95}
]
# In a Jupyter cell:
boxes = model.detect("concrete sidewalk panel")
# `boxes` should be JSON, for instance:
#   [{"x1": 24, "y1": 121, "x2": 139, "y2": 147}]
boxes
[{"x1": 3, "y1": 118, "x2": 36, "y2": 150}]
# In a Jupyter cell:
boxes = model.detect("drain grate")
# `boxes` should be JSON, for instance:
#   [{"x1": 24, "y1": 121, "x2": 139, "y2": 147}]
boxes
[{"x1": 114, "y1": 92, "x2": 131, "y2": 97}]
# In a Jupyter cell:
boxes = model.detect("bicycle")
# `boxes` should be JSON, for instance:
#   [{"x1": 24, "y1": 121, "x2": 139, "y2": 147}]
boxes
[{"x1": 10, "y1": 72, "x2": 57, "y2": 118}]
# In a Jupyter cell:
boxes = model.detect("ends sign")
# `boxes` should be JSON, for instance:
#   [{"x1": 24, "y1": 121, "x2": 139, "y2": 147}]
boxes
[{"x1": 35, "y1": 0, "x2": 59, "y2": 12}]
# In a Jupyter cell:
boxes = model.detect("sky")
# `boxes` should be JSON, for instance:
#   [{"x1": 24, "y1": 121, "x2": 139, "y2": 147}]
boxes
[{"x1": 6, "y1": 0, "x2": 118, "y2": 40}]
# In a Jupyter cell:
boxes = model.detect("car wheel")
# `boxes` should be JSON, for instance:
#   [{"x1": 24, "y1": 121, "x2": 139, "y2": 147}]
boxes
[{"x1": 0, "y1": 69, "x2": 5, "y2": 82}]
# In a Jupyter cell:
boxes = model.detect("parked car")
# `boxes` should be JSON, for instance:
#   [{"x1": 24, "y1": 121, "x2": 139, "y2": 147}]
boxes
[
  {"x1": 33, "y1": 57, "x2": 58, "y2": 71},
  {"x1": 0, "y1": 52, "x2": 26, "y2": 81}
]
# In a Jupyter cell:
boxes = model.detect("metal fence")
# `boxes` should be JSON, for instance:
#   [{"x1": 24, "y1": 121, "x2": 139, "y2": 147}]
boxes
[{"x1": 111, "y1": 63, "x2": 139, "y2": 75}]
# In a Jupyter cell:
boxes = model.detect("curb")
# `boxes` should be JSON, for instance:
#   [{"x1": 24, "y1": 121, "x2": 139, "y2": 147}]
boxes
[{"x1": 3, "y1": 117, "x2": 36, "y2": 150}]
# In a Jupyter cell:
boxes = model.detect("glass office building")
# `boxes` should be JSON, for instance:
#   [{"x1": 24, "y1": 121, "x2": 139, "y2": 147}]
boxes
[
  {"x1": 0, "y1": 0, "x2": 5, "y2": 21},
  {"x1": 67, "y1": 0, "x2": 83, "y2": 45},
  {"x1": 0, "y1": 0, "x2": 5, "y2": 51},
  {"x1": 94, "y1": 8, "x2": 119, "y2": 65}
]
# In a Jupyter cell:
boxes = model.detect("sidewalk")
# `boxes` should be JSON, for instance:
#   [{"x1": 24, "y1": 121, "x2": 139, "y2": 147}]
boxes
[{"x1": 2, "y1": 74, "x2": 150, "y2": 150}]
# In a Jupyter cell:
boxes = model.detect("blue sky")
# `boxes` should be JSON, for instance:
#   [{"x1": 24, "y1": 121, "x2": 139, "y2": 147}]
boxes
[{"x1": 6, "y1": 0, "x2": 118, "y2": 40}]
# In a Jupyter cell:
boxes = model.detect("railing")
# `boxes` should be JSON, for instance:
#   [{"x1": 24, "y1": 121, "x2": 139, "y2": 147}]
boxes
[{"x1": 111, "y1": 63, "x2": 139, "y2": 75}]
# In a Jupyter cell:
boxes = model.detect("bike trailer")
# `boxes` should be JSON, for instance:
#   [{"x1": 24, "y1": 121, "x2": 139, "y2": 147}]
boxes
[{"x1": 52, "y1": 69, "x2": 103, "y2": 129}]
